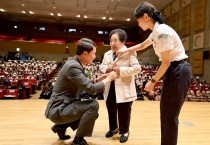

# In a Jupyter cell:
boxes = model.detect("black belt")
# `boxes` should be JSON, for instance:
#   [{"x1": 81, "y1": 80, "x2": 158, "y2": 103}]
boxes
[{"x1": 170, "y1": 60, "x2": 185, "y2": 66}]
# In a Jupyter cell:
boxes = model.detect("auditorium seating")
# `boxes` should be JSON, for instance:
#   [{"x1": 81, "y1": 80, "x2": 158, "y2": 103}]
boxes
[
  {"x1": 4, "y1": 89, "x2": 19, "y2": 99},
  {"x1": 0, "y1": 60, "x2": 58, "y2": 99},
  {"x1": 0, "y1": 88, "x2": 6, "y2": 98}
]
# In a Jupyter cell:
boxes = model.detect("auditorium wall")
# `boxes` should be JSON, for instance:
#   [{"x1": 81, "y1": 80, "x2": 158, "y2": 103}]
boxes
[
  {"x1": 0, "y1": 40, "x2": 110, "y2": 62},
  {"x1": 160, "y1": 0, "x2": 210, "y2": 82},
  {"x1": 1, "y1": 0, "x2": 210, "y2": 82}
]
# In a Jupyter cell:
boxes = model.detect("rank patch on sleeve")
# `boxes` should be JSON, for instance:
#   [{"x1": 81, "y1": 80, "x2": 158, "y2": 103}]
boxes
[{"x1": 158, "y1": 34, "x2": 169, "y2": 39}]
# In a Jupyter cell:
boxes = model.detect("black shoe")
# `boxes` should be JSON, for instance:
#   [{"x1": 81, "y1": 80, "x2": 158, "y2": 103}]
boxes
[
  {"x1": 51, "y1": 124, "x2": 70, "y2": 140},
  {"x1": 119, "y1": 132, "x2": 129, "y2": 143},
  {"x1": 105, "y1": 128, "x2": 119, "y2": 138},
  {"x1": 71, "y1": 139, "x2": 88, "y2": 145}
]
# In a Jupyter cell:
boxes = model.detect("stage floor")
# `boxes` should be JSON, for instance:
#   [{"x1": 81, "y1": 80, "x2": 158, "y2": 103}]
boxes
[{"x1": 0, "y1": 100, "x2": 210, "y2": 145}]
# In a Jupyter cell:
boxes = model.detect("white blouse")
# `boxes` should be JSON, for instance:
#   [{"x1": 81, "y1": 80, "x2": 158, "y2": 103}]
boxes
[{"x1": 148, "y1": 22, "x2": 188, "y2": 62}]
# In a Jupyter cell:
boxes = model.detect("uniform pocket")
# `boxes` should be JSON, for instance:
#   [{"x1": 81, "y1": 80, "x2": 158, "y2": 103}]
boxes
[
  {"x1": 123, "y1": 84, "x2": 136, "y2": 98},
  {"x1": 121, "y1": 76, "x2": 132, "y2": 85}
]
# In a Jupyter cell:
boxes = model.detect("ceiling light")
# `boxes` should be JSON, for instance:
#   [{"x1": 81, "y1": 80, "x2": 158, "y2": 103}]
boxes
[
  {"x1": 76, "y1": 15, "x2": 80, "y2": 18},
  {"x1": 14, "y1": 25, "x2": 18, "y2": 29},
  {"x1": 126, "y1": 18, "x2": 130, "y2": 21},
  {"x1": 102, "y1": 17, "x2": 106, "y2": 19},
  {"x1": 50, "y1": 13, "x2": 54, "y2": 16},
  {"x1": 22, "y1": 11, "x2": 26, "y2": 13},
  {"x1": 16, "y1": 48, "x2": 20, "y2": 52},
  {"x1": 109, "y1": 17, "x2": 113, "y2": 20},
  {"x1": 21, "y1": 4, "x2": 25, "y2": 6},
  {"x1": 29, "y1": 11, "x2": 34, "y2": 14},
  {"x1": 57, "y1": 13, "x2": 62, "y2": 16},
  {"x1": 0, "y1": 9, "x2": 6, "y2": 12},
  {"x1": 84, "y1": 15, "x2": 87, "y2": 18}
]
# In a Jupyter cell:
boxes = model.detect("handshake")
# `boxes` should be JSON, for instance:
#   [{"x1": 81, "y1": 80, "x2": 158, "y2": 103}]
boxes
[
  {"x1": 80, "y1": 70, "x2": 118, "y2": 101},
  {"x1": 97, "y1": 71, "x2": 118, "y2": 85},
  {"x1": 105, "y1": 64, "x2": 120, "y2": 78}
]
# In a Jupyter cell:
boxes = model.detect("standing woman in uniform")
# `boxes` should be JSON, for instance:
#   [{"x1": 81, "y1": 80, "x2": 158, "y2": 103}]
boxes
[{"x1": 118, "y1": 2, "x2": 191, "y2": 145}]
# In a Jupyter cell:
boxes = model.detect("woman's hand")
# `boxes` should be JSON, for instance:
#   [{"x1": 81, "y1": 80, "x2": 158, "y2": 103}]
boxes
[
  {"x1": 113, "y1": 66, "x2": 120, "y2": 77},
  {"x1": 105, "y1": 64, "x2": 115, "y2": 73},
  {"x1": 117, "y1": 49, "x2": 128, "y2": 56},
  {"x1": 144, "y1": 81, "x2": 155, "y2": 92}
]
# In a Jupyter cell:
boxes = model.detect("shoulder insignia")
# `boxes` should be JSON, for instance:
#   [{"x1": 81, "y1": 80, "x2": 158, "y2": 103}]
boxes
[{"x1": 158, "y1": 34, "x2": 169, "y2": 39}]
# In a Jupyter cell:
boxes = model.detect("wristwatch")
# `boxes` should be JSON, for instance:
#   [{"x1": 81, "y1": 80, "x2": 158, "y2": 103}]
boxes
[{"x1": 151, "y1": 78, "x2": 157, "y2": 83}]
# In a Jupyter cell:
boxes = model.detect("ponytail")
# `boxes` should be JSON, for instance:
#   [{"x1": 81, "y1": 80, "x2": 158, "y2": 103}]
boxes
[{"x1": 152, "y1": 10, "x2": 164, "y2": 24}]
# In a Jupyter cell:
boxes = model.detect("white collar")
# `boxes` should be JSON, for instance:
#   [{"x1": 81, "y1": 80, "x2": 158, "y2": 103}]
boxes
[{"x1": 152, "y1": 21, "x2": 160, "y2": 33}]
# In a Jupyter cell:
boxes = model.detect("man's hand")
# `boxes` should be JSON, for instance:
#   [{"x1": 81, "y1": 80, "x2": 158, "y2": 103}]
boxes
[
  {"x1": 107, "y1": 71, "x2": 117, "y2": 82},
  {"x1": 97, "y1": 74, "x2": 108, "y2": 82},
  {"x1": 101, "y1": 71, "x2": 117, "y2": 85}
]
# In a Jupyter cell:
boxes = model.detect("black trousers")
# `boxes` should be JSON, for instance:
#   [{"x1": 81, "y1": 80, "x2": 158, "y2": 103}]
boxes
[
  {"x1": 160, "y1": 61, "x2": 191, "y2": 145},
  {"x1": 106, "y1": 81, "x2": 133, "y2": 134}
]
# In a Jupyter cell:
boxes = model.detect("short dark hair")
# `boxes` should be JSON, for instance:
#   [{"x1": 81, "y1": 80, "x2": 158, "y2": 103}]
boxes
[
  {"x1": 109, "y1": 28, "x2": 127, "y2": 43},
  {"x1": 76, "y1": 38, "x2": 96, "y2": 55},
  {"x1": 134, "y1": 2, "x2": 164, "y2": 24}
]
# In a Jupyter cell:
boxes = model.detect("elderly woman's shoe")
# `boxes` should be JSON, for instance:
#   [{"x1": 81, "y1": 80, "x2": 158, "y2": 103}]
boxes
[
  {"x1": 119, "y1": 132, "x2": 129, "y2": 143},
  {"x1": 105, "y1": 128, "x2": 119, "y2": 138}
]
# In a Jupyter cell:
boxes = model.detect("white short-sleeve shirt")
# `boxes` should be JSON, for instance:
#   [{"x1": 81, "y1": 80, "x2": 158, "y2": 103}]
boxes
[{"x1": 148, "y1": 22, "x2": 188, "y2": 62}]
